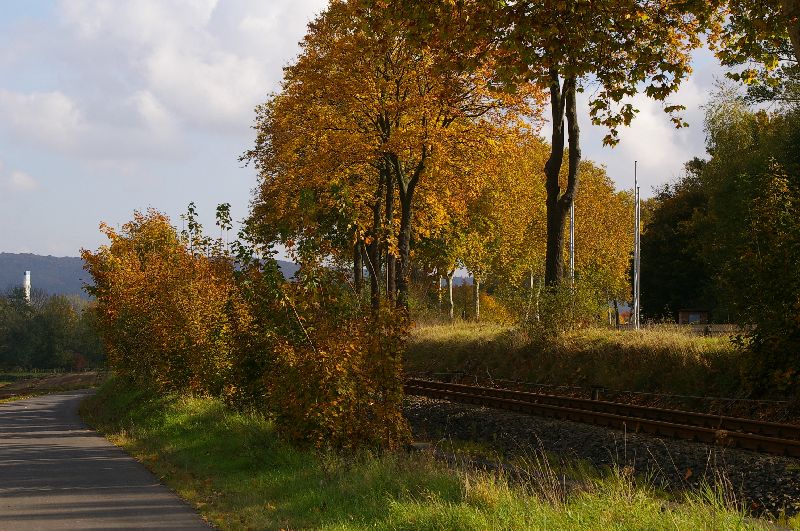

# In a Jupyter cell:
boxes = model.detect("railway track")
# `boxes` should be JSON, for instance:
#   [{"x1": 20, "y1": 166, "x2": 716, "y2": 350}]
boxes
[{"x1": 405, "y1": 378, "x2": 800, "y2": 458}]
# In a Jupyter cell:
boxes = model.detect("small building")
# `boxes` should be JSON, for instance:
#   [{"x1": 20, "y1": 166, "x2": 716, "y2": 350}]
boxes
[{"x1": 678, "y1": 309, "x2": 709, "y2": 325}]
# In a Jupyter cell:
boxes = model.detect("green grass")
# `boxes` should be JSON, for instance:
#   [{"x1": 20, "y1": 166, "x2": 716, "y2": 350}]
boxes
[
  {"x1": 80, "y1": 378, "x2": 776, "y2": 530},
  {"x1": 406, "y1": 323, "x2": 744, "y2": 397}
]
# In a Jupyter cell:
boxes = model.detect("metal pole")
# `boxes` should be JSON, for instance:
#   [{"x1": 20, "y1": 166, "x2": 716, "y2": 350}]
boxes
[
  {"x1": 569, "y1": 202, "x2": 575, "y2": 286},
  {"x1": 633, "y1": 161, "x2": 640, "y2": 330},
  {"x1": 636, "y1": 185, "x2": 641, "y2": 329}
]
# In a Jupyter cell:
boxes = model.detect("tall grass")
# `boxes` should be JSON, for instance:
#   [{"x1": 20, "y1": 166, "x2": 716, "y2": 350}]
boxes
[
  {"x1": 406, "y1": 323, "x2": 744, "y2": 397},
  {"x1": 79, "y1": 378, "x2": 772, "y2": 530}
]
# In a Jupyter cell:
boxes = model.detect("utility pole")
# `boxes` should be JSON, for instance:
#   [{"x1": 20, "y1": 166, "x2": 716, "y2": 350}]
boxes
[{"x1": 633, "y1": 162, "x2": 641, "y2": 330}]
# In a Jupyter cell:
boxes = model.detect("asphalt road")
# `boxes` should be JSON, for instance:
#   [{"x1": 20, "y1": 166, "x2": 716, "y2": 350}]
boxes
[{"x1": 0, "y1": 391, "x2": 209, "y2": 530}]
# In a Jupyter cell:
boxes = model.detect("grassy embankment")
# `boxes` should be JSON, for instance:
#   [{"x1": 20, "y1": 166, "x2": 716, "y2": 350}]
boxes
[
  {"x1": 406, "y1": 322, "x2": 744, "y2": 397},
  {"x1": 80, "y1": 377, "x2": 775, "y2": 530}
]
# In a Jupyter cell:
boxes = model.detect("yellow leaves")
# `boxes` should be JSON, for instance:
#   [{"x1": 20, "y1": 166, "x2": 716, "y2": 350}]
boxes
[
  {"x1": 83, "y1": 209, "x2": 245, "y2": 396},
  {"x1": 247, "y1": 0, "x2": 545, "y2": 262}
]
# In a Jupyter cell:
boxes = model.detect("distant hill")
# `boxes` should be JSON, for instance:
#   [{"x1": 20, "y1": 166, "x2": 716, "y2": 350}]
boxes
[
  {"x1": 0, "y1": 253, "x2": 88, "y2": 297},
  {"x1": 0, "y1": 253, "x2": 300, "y2": 298}
]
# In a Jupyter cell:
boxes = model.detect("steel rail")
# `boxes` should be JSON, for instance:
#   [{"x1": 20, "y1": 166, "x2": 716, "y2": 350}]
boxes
[{"x1": 405, "y1": 379, "x2": 800, "y2": 458}]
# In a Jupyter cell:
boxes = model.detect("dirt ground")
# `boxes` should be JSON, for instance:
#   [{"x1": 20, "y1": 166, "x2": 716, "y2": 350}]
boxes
[{"x1": 0, "y1": 372, "x2": 107, "y2": 400}]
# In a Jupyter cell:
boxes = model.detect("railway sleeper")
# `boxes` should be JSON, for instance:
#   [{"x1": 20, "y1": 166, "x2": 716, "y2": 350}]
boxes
[{"x1": 405, "y1": 384, "x2": 800, "y2": 458}]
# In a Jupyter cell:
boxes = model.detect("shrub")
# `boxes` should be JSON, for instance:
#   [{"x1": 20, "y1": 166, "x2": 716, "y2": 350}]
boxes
[
  {"x1": 83, "y1": 209, "x2": 410, "y2": 450},
  {"x1": 523, "y1": 280, "x2": 609, "y2": 340},
  {"x1": 266, "y1": 282, "x2": 410, "y2": 449}
]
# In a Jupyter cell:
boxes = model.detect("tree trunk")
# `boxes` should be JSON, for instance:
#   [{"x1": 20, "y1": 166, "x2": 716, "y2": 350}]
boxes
[
  {"x1": 544, "y1": 71, "x2": 581, "y2": 286},
  {"x1": 353, "y1": 242, "x2": 363, "y2": 294},
  {"x1": 397, "y1": 197, "x2": 413, "y2": 308},
  {"x1": 385, "y1": 169, "x2": 396, "y2": 303},
  {"x1": 366, "y1": 167, "x2": 386, "y2": 310},
  {"x1": 525, "y1": 270, "x2": 538, "y2": 322},
  {"x1": 366, "y1": 241, "x2": 381, "y2": 310},
  {"x1": 391, "y1": 149, "x2": 425, "y2": 310},
  {"x1": 473, "y1": 278, "x2": 481, "y2": 321},
  {"x1": 447, "y1": 270, "x2": 455, "y2": 320},
  {"x1": 782, "y1": 0, "x2": 800, "y2": 64},
  {"x1": 613, "y1": 299, "x2": 620, "y2": 329},
  {"x1": 437, "y1": 272, "x2": 443, "y2": 310}
]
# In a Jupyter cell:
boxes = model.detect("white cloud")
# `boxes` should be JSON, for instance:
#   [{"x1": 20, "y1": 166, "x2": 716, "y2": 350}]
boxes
[
  {"x1": 613, "y1": 77, "x2": 707, "y2": 189},
  {"x1": 239, "y1": 14, "x2": 279, "y2": 34},
  {"x1": 0, "y1": 90, "x2": 85, "y2": 151},
  {"x1": 0, "y1": 162, "x2": 39, "y2": 193},
  {"x1": 0, "y1": 89, "x2": 183, "y2": 160},
  {"x1": 0, "y1": 0, "x2": 326, "y2": 165},
  {"x1": 569, "y1": 63, "x2": 714, "y2": 196},
  {"x1": 144, "y1": 46, "x2": 271, "y2": 128},
  {"x1": 58, "y1": 0, "x2": 219, "y2": 47},
  {"x1": 133, "y1": 90, "x2": 177, "y2": 136},
  {"x1": 8, "y1": 170, "x2": 39, "y2": 192}
]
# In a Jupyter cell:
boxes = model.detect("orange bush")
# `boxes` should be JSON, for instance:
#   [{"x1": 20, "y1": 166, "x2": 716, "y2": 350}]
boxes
[
  {"x1": 266, "y1": 283, "x2": 410, "y2": 450},
  {"x1": 82, "y1": 210, "x2": 247, "y2": 395},
  {"x1": 83, "y1": 210, "x2": 410, "y2": 450}
]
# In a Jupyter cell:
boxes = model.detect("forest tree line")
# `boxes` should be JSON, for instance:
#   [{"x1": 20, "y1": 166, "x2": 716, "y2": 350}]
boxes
[
  {"x1": 642, "y1": 87, "x2": 800, "y2": 393},
  {"x1": 0, "y1": 289, "x2": 105, "y2": 370}
]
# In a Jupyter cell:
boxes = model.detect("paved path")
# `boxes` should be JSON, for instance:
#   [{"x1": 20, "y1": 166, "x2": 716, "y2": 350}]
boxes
[{"x1": 0, "y1": 391, "x2": 209, "y2": 530}]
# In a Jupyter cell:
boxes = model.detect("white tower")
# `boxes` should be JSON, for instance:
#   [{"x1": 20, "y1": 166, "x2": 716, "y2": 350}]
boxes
[{"x1": 23, "y1": 271, "x2": 31, "y2": 304}]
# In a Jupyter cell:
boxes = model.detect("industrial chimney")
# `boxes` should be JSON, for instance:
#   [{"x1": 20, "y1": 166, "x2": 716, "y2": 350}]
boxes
[{"x1": 23, "y1": 271, "x2": 31, "y2": 304}]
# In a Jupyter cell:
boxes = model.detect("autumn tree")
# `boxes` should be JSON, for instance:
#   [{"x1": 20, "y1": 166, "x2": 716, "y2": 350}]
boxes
[
  {"x1": 82, "y1": 210, "x2": 248, "y2": 394},
  {"x1": 694, "y1": 1, "x2": 797, "y2": 104},
  {"x1": 403, "y1": 1, "x2": 713, "y2": 287},
  {"x1": 245, "y1": 0, "x2": 541, "y2": 309},
  {"x1": 415, "y1": 222, "x2": 463, "y2": 320},
  {"x1": 459, "y1": 131, "x2": 549, "y2": 320},
  {"x1": 571, "y1": 161, "x2": 635, "y2": 306},
  {"x1": 482, "y1": 134, "x2": 549, "y2": 318}
]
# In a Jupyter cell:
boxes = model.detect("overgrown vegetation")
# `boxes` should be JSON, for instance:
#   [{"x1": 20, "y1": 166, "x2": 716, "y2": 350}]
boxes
[
  {"x1": 81, "y1": 378, "x2": 772, "y2": 530},
  {"x1": 407, "y1": 322, "x2": 744, "y2": 398},
  {"x1": 82, "y1": 209, "x2": 409, "y2": 450},
  {"x1": 0, "y1": 289, "x2": 104, "y2": 370},
  {"x1": 641, "y1": 88, "x2": 800, "y2": 394}
]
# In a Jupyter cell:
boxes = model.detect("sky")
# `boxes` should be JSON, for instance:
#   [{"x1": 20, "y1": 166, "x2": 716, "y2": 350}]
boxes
[{"x1": 0, "y1": 1, "x2": 727, "y2": 258}]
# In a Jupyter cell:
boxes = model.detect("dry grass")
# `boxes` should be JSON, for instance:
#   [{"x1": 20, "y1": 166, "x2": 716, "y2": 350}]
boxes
[{"x1": 406, "y1": 323, "x2": 744, "y2": 397}]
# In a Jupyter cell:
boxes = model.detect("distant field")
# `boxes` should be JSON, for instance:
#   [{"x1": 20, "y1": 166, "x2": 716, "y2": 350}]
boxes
[
  {"x1": 0, "y1": 371, "x2": 106, "y2": 400},
  {"x1": 0, "y1": 372, "x2": 42, "y2": 389}
]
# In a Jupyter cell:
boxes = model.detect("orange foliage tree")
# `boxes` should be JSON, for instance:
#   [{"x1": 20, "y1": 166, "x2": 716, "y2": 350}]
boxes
[
  {"x1": 244, "y1": 0, "x2": 543, "y2": 309},
  {"x1": 401, "y1": 1, "x2": 714, "y2": 286}
]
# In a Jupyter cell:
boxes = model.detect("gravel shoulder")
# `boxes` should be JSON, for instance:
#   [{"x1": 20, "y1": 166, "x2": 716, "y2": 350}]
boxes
[{"x1": 405, "y1": 395, "x2": 800, "y2": 518}]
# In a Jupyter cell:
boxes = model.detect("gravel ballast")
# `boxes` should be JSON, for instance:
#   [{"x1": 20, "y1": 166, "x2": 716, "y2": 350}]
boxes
[{"x1": 404, "y1": 395, "x2": 800, "y2": 518}]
